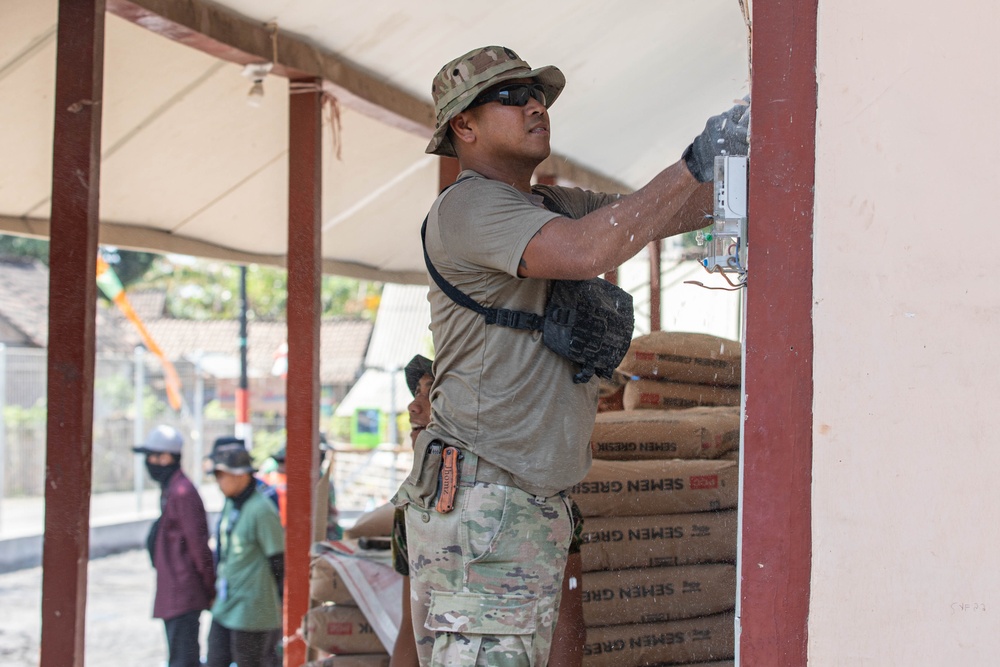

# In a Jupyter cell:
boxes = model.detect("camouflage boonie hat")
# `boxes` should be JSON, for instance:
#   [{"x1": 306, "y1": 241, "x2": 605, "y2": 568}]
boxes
[{"x1": 426, "y1": 46, "x2": 566, "y2": 157}]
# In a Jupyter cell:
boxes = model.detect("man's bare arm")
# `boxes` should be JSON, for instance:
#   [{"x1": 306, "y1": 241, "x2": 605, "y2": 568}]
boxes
[{"x1": 518, "y1": 161, "x2": 712, "y2": 280}]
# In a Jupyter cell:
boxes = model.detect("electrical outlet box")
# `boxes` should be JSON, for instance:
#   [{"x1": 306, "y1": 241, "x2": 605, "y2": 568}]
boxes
[{"x1": 697, "y1": 156, "x2": 748, "y2": 275}]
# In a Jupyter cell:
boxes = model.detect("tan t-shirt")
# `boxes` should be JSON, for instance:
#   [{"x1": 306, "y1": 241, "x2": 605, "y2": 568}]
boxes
[{"x1": 419, "y1": 170, "x2": 619, "y2": 497}]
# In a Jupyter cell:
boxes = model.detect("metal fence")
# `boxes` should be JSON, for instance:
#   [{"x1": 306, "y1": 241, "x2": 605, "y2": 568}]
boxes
[
  {"x1": 0, "y1": 345, "x2": 286, "y2": 498},
  {"x1": 0, "y1": 345, "x2": 408, "y2": 513}
]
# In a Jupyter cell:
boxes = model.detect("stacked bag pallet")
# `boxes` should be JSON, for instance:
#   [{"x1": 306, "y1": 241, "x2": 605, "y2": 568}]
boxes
[
  {"x1": 572, "y1": 331, "x2": 742, "y2": 667},
  {"x1": 302, "y1": 504, "x2": 400, "y2": 667}
]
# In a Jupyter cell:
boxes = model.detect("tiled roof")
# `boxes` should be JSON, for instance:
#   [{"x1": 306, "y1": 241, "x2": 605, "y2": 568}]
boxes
[
  {"x1": 0, "y1": 257, "x2": 136, "y2": 354},
  {"x1": 126, "y1": 289, "x2": 168, "y2": 320},
  {"x1": 0, "y1": 258, "x2": 50, "y2": 347},
  {"x1": 0, "y1": 259, "x2": 372, "y2": 383},
  {"x1": 139, "y1": 316, "x2": 371, "y2": 385}
]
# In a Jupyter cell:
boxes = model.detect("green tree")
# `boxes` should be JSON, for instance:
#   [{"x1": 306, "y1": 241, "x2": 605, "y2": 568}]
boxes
[
  {"x1": 0, "y1": 234, "x2": 157, "y2": 291},
  {"x1": 138, "y1": 255, "x2": 381, "y2": 321},
  {"x1": 0, "y1": 235, "x2": 48, "y2": 263},
  {"x1": 100, "y1": 247, "x2": 159, "y2": 288}
]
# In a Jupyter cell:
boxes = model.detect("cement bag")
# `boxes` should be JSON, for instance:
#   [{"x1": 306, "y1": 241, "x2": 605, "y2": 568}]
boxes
[
  {"x1": 582, "y1": 611, "x2": 734, "y2": 667},
  {"x1": 344, "y1": 502, "x2": 395, "y2": 539},
  {"x1": 302, "y1": 604, "x2": 385, "y2": 655},
  {"x1": 571, "y1": 459, "x2": 738, "y2": 518},
  {"x1": 618, "y1": 331, "x2": 741, "y2": 386},
  {"x1": 309, "y1": 555, "x2": 356, "y2": 605},
  {"x1": 581, "y1": 563, "x2": 736, "y2": 627},
  {"x1": 590, "y1": 407, "x2": 739, "y2": 461},
  {"x1": 579, "y1": 511, "x2": 737, "y2": 572},
  {"x1": 623, "y1": 378, "x2": 741, "y2": 410},
  {"x1": 303, "y1": 656, "x2": 390, "y2": 667}
]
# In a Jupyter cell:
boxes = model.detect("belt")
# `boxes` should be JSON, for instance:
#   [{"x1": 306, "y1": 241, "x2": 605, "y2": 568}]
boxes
[{"x1": 453, "y1": 447, "x2": 515, "y2": 487}]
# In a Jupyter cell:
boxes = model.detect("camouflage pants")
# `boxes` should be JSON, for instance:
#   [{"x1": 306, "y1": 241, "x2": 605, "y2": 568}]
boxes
[{"x1": 403, "y1": 482, "x2": 573, "y2": 667}]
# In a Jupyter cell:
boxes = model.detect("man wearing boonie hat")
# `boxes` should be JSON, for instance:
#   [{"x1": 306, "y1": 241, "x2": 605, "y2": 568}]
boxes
[
  {"x1": 205, "y1": 444, "x2": 285, "y2": 667},
  {"x1": 394, "y1": 44, "x2": 748, "y2": 666},
  {"x1": 134, "y1": 425, "x2": 215, "y2": 667}
]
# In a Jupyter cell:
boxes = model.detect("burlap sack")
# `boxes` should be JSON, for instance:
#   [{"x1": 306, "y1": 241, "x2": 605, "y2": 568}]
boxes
[
  {"x1": 344, "y1": 502, "x2": 395, "y2": 539},
  {"x1": 309, "y1": 555, "x2": 356, "y2": 605},
  {"x1": 571, "y1": 459, "x2": 738, "y2": 518},
  {"x1": 303, "y1": 656, "x2": 390, "y2": 667},
  {"x1": 582, "y1": 611, "x2": 734, "y2": 667},
  {"x1": 302, "y1": 604, "x2": 385, "y2": 655},
  {"x1": 590, "y1": 407, "x2": 739, "y2": 460},
  {"x1": 623, "y1": 378, "x2": 741, "y2": 410},
  {"x1": 618, "y1": 331, "x2": 741, "y2": 386},
  {"x1": 579, "y1": 511, "x2": 737, "y2": 572},
  {"x1": 581, "y1": 563, "x2": 736, "y2": 627}
]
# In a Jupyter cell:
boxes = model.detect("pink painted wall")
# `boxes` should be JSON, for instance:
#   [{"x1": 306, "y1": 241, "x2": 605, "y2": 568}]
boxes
[{"x1": 810, "y1": 1, "x2": 1000, "y2": 663}]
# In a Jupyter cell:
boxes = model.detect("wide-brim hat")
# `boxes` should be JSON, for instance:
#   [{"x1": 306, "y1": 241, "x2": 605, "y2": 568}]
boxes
[
  {"x1": 404, "y1": 355, "x2": 434, "y2": 396},
  {"x1": 426, "y1": 46, "x2": 566, "y2": 158},
  {"x1": 206, "y1": 443, "x2": 256, "y2": 475},
  {"x1": 133, "y1": 425, "x2": 184, "y2": 455}
]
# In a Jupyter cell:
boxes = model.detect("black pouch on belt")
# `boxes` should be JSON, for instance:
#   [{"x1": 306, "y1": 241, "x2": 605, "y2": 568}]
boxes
[{"x1": 396, "y1": 439, "x2": 443, "y2": 510}]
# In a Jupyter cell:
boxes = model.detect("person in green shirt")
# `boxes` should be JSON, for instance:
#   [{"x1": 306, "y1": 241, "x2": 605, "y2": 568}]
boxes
[{"x1": 205, "y1": 443, "x2": 285, "y2": 667}]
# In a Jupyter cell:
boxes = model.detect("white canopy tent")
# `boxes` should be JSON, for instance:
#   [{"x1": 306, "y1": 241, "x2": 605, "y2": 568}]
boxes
[
  {"x1": 1, "y1": 0, "x2": 750, "y2": 283},
  {"x1": 8, "y1": 3, "x2": 757, "y2": 664}
]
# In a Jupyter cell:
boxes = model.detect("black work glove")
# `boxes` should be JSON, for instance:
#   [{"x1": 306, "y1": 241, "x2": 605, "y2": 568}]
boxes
[{"x1": 683, "y1": 96, "x2": 750, "y2": 182}]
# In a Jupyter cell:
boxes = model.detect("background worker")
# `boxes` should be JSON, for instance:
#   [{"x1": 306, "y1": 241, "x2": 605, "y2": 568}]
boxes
[
  {"x1": 211, "y1": 435, "x2": 281, "y2": 512},
  {"x1": 395, "y1": 45, "x2": 748, "y2": 665},
  {"x1": 205, "y1": 444, "x2": 285, "y2": 667},
  {"x1": 390, "y1": 354, "x2": 587, "y2": 667},
  {"x1": 133, "y1": 425, "x2": 215, "y2": 667}
]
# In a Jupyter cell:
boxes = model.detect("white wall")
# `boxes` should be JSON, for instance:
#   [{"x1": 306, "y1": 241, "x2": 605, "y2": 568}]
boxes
[{"x1": 811, "y1": 1, "x2": 1000, "y2": 664}]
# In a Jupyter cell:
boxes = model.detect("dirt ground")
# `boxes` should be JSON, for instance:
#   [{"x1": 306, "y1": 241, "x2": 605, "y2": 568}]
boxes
[{"x1": 0, "y1": 549, "x2": 205, "y2": 667}]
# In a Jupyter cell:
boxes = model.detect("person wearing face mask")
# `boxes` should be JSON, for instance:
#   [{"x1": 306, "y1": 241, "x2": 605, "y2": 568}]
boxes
[{"x1": 133, "y1": 425, "x2": 216, "y2": 667}]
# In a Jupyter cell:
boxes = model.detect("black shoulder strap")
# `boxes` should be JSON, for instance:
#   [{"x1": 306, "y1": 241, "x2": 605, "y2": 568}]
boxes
[{"x1": 421, "y1": 177, "x2": 543, "y2": 331}]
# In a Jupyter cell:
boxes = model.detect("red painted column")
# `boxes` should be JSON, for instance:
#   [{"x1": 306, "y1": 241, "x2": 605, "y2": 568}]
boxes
[
  {"x1": 40, "y1": 2, "x2": 105, "y2": 667},
  {"x1": 285, "y1": 78, "x2": 323, "y2": 667},
  {"x1": 740, "y1": 1, "x2": 817, "y2": 665},
  {"x1": 648, "y1": 240, "x2": 661, "y2": 331}
]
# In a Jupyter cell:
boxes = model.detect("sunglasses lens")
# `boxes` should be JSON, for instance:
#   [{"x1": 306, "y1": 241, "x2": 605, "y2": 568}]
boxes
[
  {"x1": 499, "y1": 84, "x2": 547, "y2": 107},
  {"x1": 471, "y1": 83, "x2": 548, "y2": 109}
]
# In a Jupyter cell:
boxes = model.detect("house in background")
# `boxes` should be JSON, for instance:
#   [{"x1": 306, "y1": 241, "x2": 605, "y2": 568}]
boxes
[
  {"x1": 127, "y1": 288, "x2": 373, "y2": 416},
  {"x1": 334, "y1": 283, "x2": 430, "y2": 446}
]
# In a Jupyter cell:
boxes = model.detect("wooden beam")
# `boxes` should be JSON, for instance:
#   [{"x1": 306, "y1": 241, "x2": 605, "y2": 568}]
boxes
[
  {"x1": 537, "y1": 153, "x2": 632, "y2": 195},
  {"x1": 740, "y1": 0, "x2": 817, "y2": 664},
  {"x1": 648, "y1": 240, "x2": 661, "y2": 331},
  {"x1": 284, "y1": 78, "x2": 323, "y2": 667},
  {"x1": 106, "y1": 0, "x2": 433, "y2": 137},
  {"x1": 40, "y1": 1, "x2": 105, "y2": 666},
  {"x1": 104, "y1": 0, "x2": 630, "y2": 195},
  {"x1": 0, "y1": 217, "x2": 428, "y2": 285}
]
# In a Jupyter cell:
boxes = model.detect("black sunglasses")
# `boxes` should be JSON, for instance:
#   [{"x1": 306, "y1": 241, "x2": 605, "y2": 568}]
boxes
[{"x1": 468, "y1": 83, "x2": 548, "y2": 110}]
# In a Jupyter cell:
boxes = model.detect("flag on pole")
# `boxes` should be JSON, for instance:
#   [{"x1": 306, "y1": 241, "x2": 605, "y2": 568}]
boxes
[{"x1": 96, "y1": 256, "x2": 183, "y2": 411}]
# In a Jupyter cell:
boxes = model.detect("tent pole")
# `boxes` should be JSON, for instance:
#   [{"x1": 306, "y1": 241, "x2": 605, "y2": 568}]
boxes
[
  {"x1": 285, "y1": 77, "x2": 323, "y2": 667},
  {"x1": 40, "y1": 1, "x2": 105, "y2": 666}
]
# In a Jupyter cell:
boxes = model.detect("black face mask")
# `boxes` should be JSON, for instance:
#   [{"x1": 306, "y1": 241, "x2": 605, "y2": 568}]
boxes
[{"x1": 146, "y1": 460, "x2": 180, "y2": 485}]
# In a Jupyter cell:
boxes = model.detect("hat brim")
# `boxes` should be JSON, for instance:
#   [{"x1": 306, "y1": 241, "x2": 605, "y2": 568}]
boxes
[
  {"x1": 133, "y1": 446, "x2": 180, "y2": 455},
  {"x1": 426, "y1": 64, "x2": 566, "y2": 158},
  {"x1": 211, "y1": 463, "x2": 256, "y2": 475},
  {"x1": 404, "y1": 355, "x2": 434, "y2": 396}
]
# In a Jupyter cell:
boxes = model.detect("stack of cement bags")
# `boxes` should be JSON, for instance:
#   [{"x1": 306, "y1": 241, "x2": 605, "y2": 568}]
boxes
[
  {"x1": 570, "y1": 331, "x2": 742, "y2": 667},
  {"x1": 302, "y1": 520, "x2": 401, "y2": 667},
  {"x1": 619, "y1": 331, "x2": 741, "y2": 412}
]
